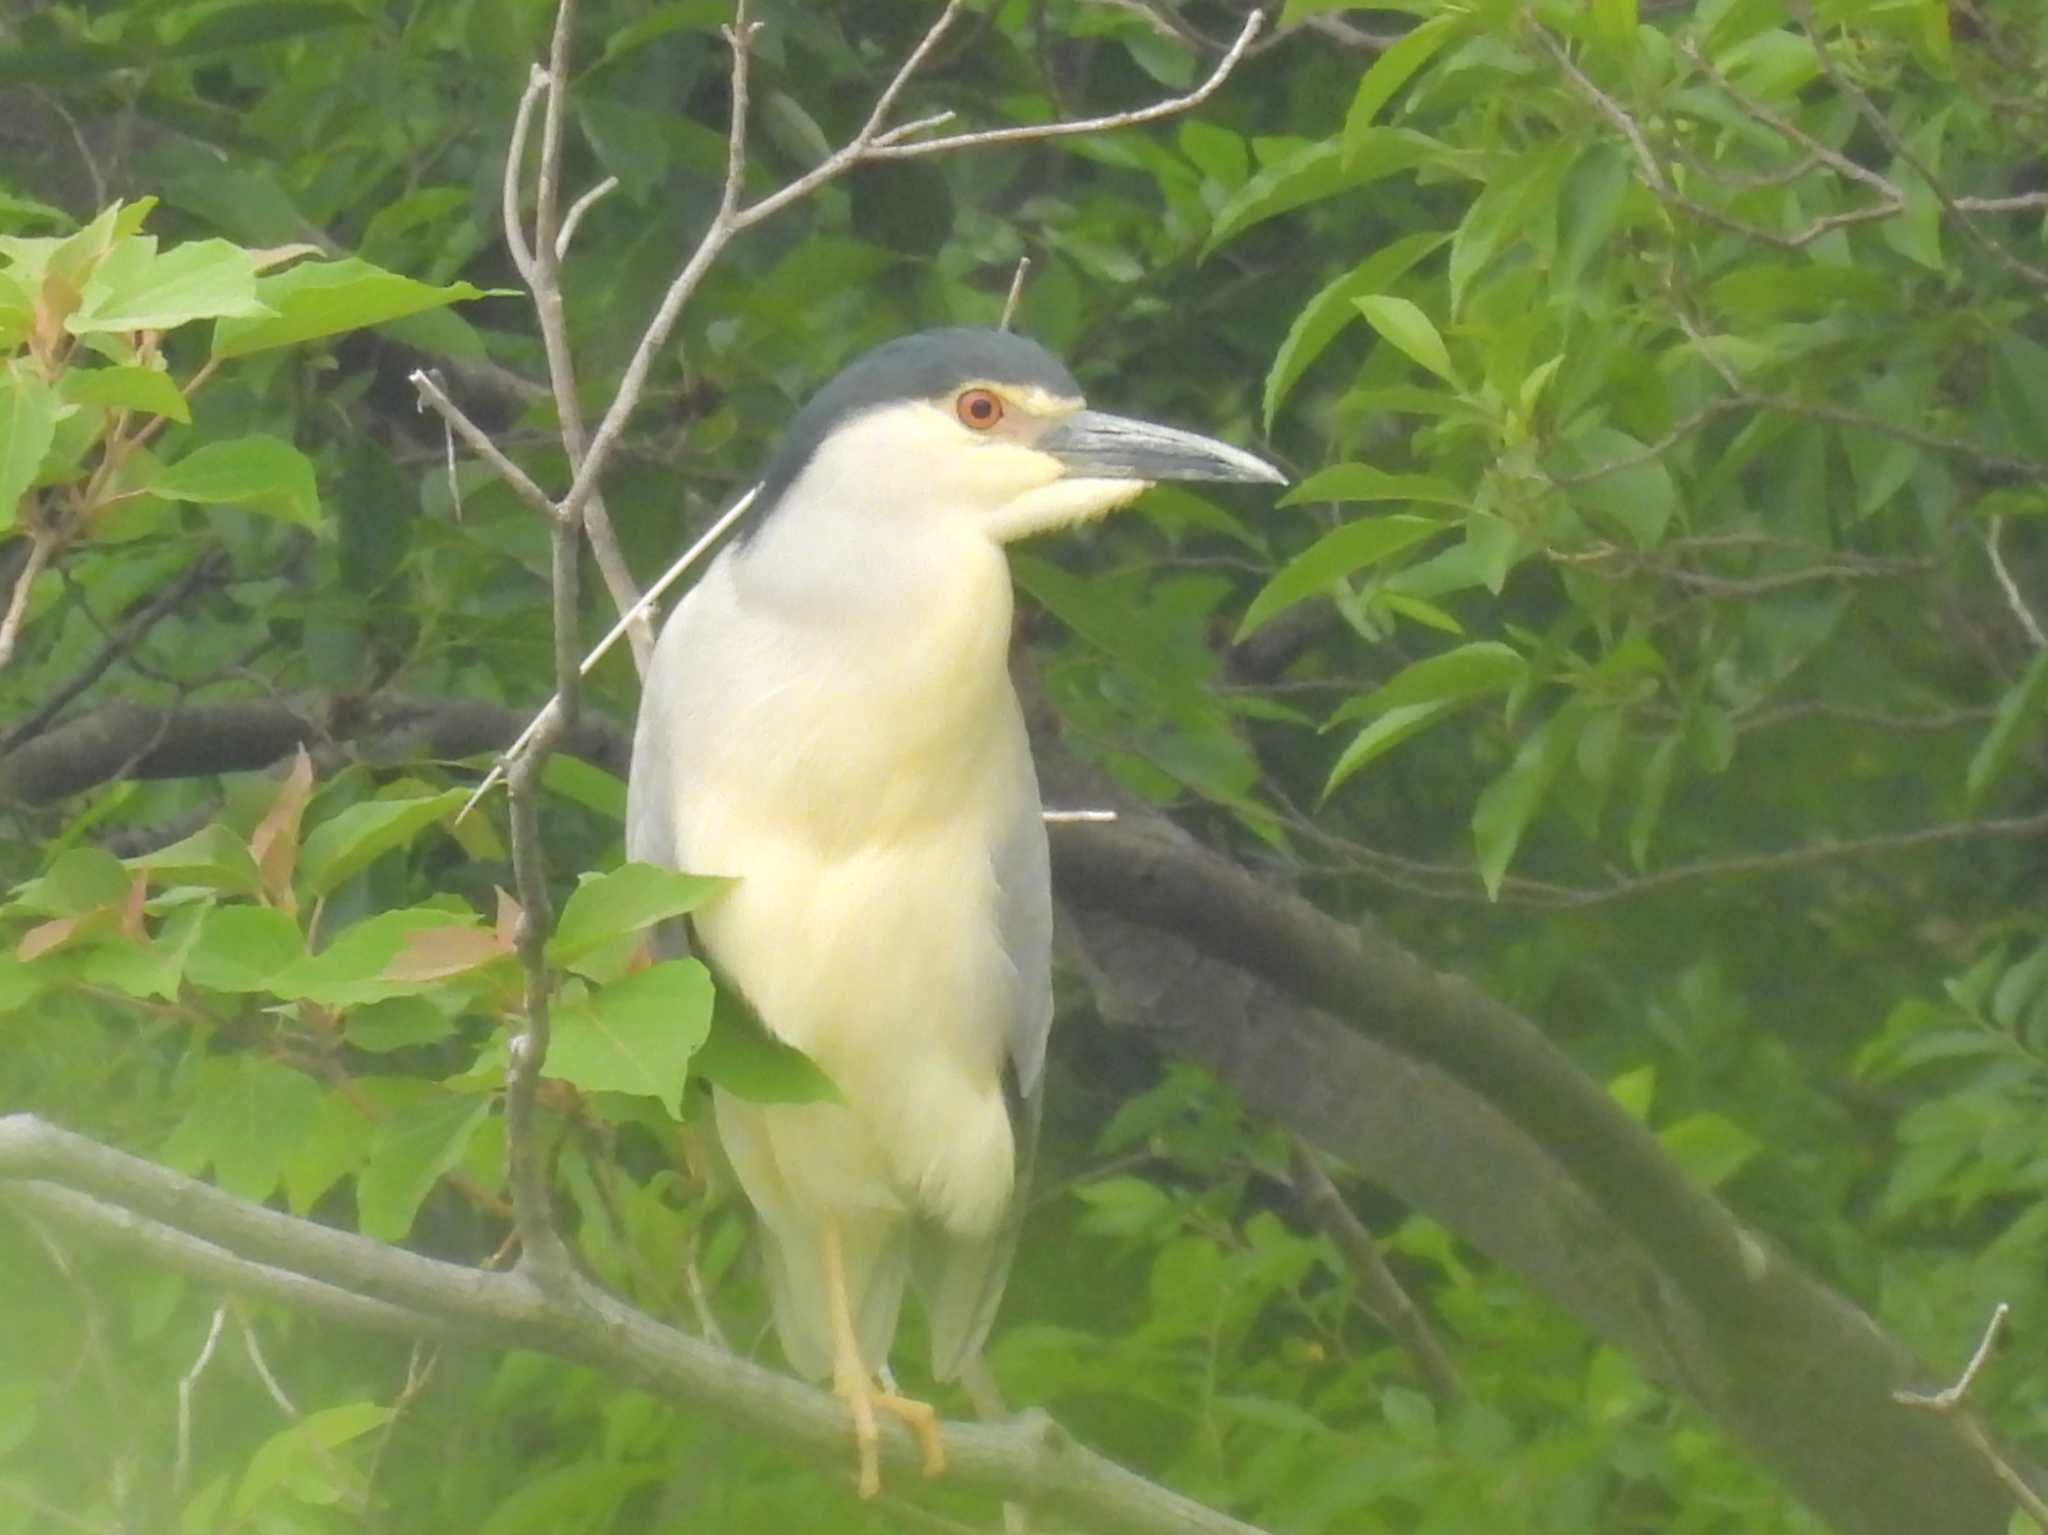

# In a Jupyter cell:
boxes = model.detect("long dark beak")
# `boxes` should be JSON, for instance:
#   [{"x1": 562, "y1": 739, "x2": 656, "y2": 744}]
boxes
[{"x1": 1040, "y1": 409, "x2": 1286, "y2": 485}]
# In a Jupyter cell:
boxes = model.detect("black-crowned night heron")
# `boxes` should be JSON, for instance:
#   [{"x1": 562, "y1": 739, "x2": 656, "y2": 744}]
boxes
[{"x1": 625, "y1": 327, "x2": 1282, "y2": 1496}]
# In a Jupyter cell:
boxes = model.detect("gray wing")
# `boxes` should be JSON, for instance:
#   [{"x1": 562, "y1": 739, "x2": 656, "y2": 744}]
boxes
[
  {"x1": 624, "y1": 616, "x2": 691, "y2": 962},
  {"x1": 913, "y1": 775, "x2": 1054, "y2": 1379}
]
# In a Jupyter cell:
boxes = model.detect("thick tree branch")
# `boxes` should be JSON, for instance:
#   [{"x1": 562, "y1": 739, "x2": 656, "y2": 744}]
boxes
[{"x1": 0, "y1": 1115, "x2": 1271, "y2": 1535}]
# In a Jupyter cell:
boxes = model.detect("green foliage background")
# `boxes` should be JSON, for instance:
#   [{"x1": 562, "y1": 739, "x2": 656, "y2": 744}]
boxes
[{"x1": 2, "y1": 0, "x2": 2046, "y2": 1531}]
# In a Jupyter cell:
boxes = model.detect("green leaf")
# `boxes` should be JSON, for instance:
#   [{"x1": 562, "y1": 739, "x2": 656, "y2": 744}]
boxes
[
  {"x1": 547, "y1": 960, "x2": 712, "y2": 1117},
  {"x1": 186, "y1": 905, "x2": 305, "y2": 991},
  {"x1": 128, "y1": 822, "x2": 262, "y2": 896},
  {"x1": 1354, "y1": 294, "x2": 1456, "y2": 384},
  {"x1": 297, "y1": 788, "x2": 466, "y2": 898},
  {"x1": 231, "y1": 1402, "x2": 392, "y2": 1520},
  {"x1": 1552, "y1": 427, "x2": 1678, "y2": 548},
  {"x1": 693, "y1": 982, "x2": 840, "y2": 1104},
  {"x1": 1628, "y1": 731, "x2": 1681, "y2": 869},
  {"x1": 1343, "y1": 16, "x2": 1459, "y2": 161},
  {"x1": 67, "y1": 239, "x2": 267, "y2": 334},
  {"x1": 1607, "y1": 1064, "x2": 1656, "y2": 1120},
  {"x1": 1279, "y1": 464, "x2": 1467, "y2": 510},
  {"x1": 1322, "y1": 699, "x2": 1465, "y2": 801},
  {"x1": 355, "y1": 1093, "x2": 490, "y2": 1242},
  {"x1": 1324, "y1": 642, "x2": 1527, "y2": 729},
  {"x1": 0, "y1": 362, "x2": 58, "y2": 533},
  {"x1": 153, "y1": 435, "x2": 322, "y2": 530},
  {"x1": 547, "y1": 863, "x2": 728, "y2": 971},
  {"x1": 1966, "y1": 650, "x2": 2048, "y2": 807},
  {"x1": 1659, "y1": 1112, "x2": 1762, "y2": 1189},
  {"x1": 1236, "y1": 515, "x2": 1447, "y2": 640},
  {"x1": 1471, "y1": 712, "x2": 1579, "y2": 898},
  {"x1": 272, "y1": 909, "x2": 468, "y2": 1006},
  {"x1": 61, "y1": 364, "x2": 191, "y2": 424},
  {"x1": 542, "y1": 754, "x2": 627, "y2": 820},
  {"x1": 213, "y1": 257, "x2": 490, "y2": 359},
  {"x1": 1206, "y1": 142, "x2": 1345, "y2": 254},
  {"x1": 344, "y1": 996, "x2": 455, "y2": 1053},
  {"x1": 1263, "y1": 231, "x2": 1448, "y2": 429},
  {"x1": 12, "y1": 846, "x2": 129, "y2": 915},
  {"x1": 478, "y1": 1463, "x2": 667, "y2": 1535},
  {"x1": 1554, "y1": 143, "x2": 1630, "y2": 295},
  {"x1": 166, "y1": 1055, "x2": 323, "y2": 1202}
]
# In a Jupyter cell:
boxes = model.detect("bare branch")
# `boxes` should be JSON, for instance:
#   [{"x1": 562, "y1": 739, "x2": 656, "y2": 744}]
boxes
[
  {"x1": 458, "y1": 485, "x2": 758, "y2": 821},
  {"x1": 0, "y1": 1115, "x2": 1275, "y2": 1535},
  {"x1": 501, "y1": 66, "x2": 549, "y2": 282},
  {"x1": 1896, "y1": 1303, "x2": 2011, "y2": 1412},
  {"x1": 556, "y1": 3, "x2": 1262, "y2": 537},
  {"x1": 556, "y1": 175, "x2": 619, "y2": 260},
  {"x1": 408, "y1": 368, "x2": 561, "y2": 523},
  {"x1": 0, "y1": 528, "x2": 58, "y2": 671},
  {"x1": 1288, "y1": 1138, "x2": 1464, "y2": 1406},
  {"x1": 1894, "y1": 1305, "x2": 2048, "y2": 1530},
  {"x1": 175, "y1": 1304, "x2": 228, "y2": 1495},
  {"x1": 865, "y1": 11, "x2": 1263, "y2": 161},
  {"x1": 999, "y1": 256, "x2": 1031, "y2": 332},
  {"x1": 1986, "y1": 517, "x2": 2046, "y2": 650}
]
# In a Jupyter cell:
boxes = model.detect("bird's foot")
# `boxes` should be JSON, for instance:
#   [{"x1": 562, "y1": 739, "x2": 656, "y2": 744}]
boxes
[{"x1": 832, "y1": 1361, "x2": 945, "y2": 1498}]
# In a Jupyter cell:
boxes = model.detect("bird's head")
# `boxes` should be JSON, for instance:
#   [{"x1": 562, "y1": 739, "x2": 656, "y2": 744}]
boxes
[{"x1": 746, "y1": 327, "x2": 1284, "y2": 546}]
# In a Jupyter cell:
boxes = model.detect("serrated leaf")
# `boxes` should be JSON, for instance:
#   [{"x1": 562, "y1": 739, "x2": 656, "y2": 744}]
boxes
[
  {"x1": 297, "y1": 788, "x2": 465, "y2": 898},
  {"x1": 1966, "y1": 650, "x2": 2048, "y2": 807},
  {"x1": 153, "y1": 434, "x2": 322, "y2": 530},
  {"x1": 272, "y1": 909, "x2": 467, "y2": 1007},
  {"x1": 13, "y1": 846, "x2": 129, "y2": 915},
  {"x1": 547, "y1": 863, "x2": 727, "y2": 970},
  {"x1": 186, "y1": 904, "x2": 304, "y2": 991},
  {"x1": 213, "y1": 257, "x2": 490, "y2": 359},
  {"x1": 67, "y1": 239, "x2": 267, "y2": 334},
  {"x1": 61, "y1": 364, "x2": 190, "y2": 423},
  {"x1": 380, "y1": 922, "x2": 508, "y2": 983},
  {"x1": 693, "y1": 981, "x2": 840, "y2": 1104},
  {"x1": 1355, "y1": 294, "x2": 1456, "y2": 383},
  {"x1": 547, "y1": 960, "x2": 712, "y2": 1117},
  {"x1": 355, "y1": 1093, "x2": 490, "y2": 1242},
  {"x1": 1263, "y1": 232, "x2": 1449, "y2": 429},
  {"x1": 1472, "y1": 712, "x2": 1579, "y2": 898},
  {"x1": 128, "y1": 821, "x2": 262, "y2": 896},
  {"x1": 1236, "y1": 515, "x2": 1447, "y2": 640},
  {"x1": 0, "y1": 362, "x2": 58, "y2": 532},
  {"x1": 343, "y1": 996, "x2": 455, "y2": 1054},
  {"x1": 1343, "y1": 16, "x2": 1458, "y2": 161},
  {"x1": 168, "y1": 1055, "x2": 323, "y2": 1202}
]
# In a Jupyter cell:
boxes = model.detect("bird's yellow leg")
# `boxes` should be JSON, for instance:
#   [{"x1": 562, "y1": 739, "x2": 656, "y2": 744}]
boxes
[{"x1": 821, "y1": 1218, "x2": 945, "y2": 1497}]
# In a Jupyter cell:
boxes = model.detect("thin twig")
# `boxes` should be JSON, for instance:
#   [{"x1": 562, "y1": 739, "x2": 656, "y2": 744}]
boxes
[
  {"x1": 555, "y1": 175, "x2": 619, "y2": 260},
  {"x1": 1986, "y1": 518, "x2": 2045, "y2": 649},
  {"x1": 457, "y1": 486, "x2": 758, "y2": 821},
  {"x1": 1895, "y1": 1303, "x2": 2010, "y2": 1411},
  {"x1": 1288, "y1": 1138, "x2": 1464, "y2": 1406},
  {"x1": 1892, "y1": 1304, "x2": 2048, "y2": 1529},
  {"x1": 1000, "y1": 256, "x2": 1032, "y2": 331},
  {"x1": 174, "y1": 1305, "x2": 229, "y2": 1496},
  {"x1": 0, "y1": 528, "x2": 58, "y2": 670},
  {"x1": 409, "y1": 368, "x2": 560, "y2": 523},
  {"x1": 554, "y1": 4, "x2": 1262, "y2": 537}
]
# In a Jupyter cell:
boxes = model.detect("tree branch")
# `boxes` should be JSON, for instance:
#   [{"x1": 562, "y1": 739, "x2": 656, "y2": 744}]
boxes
[{"x1": 0, "y1": 1115, "x2": 1272, "y2": 1535}]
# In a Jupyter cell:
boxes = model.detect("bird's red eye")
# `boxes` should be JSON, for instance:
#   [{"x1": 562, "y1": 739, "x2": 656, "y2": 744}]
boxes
[{"x1": 956, "y1": 388, "x2": 1004, "y2": 430}]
